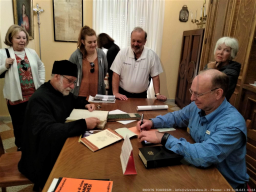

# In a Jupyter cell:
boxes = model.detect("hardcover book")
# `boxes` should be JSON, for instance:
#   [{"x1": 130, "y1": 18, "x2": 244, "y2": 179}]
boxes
[
  {"x1": 107, "y1": 113, "x2": 141, "y2": 121},
  {"x1": 138, "y1": 146, "x2": 183, "y2": 168}
]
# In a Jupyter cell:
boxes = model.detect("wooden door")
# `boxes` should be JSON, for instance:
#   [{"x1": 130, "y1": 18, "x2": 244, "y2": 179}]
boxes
[{"x1": 175, "y1": 29, "x2": 204, "y2": 109}]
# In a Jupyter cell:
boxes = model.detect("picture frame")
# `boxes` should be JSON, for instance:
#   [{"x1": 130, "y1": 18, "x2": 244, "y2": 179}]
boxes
[
  {"x1": 53, "y1": 0, "x2": 83, "y2": 42},
  {"x1": 12, "y1": 0, "x2": 34, "y2": 39}
]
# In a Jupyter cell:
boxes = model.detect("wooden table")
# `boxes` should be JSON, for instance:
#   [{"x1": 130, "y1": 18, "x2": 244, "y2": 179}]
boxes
[{"x1": 43, "y1": 98, "x2": 233, "y2": 192}]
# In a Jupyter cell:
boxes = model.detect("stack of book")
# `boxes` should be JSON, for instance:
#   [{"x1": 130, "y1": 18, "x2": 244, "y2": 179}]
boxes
[{"x1": 89, "y1": 94, "x2": 116, "y2": 103}]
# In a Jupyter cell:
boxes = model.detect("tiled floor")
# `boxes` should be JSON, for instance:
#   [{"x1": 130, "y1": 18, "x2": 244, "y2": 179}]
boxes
[
  {"x1": 0, "y1": 117, "x2": 34, "y2": 192},
  {"x1": 0, "y1": 101, "x2": 180, "y2": 192}
]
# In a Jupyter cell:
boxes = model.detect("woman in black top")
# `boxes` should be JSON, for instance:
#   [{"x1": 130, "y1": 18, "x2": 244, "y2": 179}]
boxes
[
  {"x1": 204, "y1": 37, "x2": 240, "y2": 101},
  {"x1": 97, "y1": 33, "x2": 120, "y2": 95}
]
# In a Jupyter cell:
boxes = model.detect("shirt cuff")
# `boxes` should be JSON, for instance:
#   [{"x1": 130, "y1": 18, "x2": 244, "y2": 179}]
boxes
[
  {"x1": 149, "y1": 119, "x2": 154, "y2": 129},
  {"x1": 151, "y1": 117, "x2": 163, "y2": 128}
]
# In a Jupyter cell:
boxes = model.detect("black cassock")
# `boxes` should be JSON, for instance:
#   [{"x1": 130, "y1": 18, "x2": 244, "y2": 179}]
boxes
[{"x1": 18, "y1": 81, "x2": 89, "y2": 189}]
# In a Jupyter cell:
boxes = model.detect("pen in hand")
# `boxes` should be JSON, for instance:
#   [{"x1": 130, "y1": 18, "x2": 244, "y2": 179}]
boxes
[{"x1": 140, "y1": 114, "x2": 144, "y2": 132}]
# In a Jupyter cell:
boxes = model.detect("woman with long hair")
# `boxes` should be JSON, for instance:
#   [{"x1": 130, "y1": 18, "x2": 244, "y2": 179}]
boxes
[{"x1": 69, "y1": 26, "x2": 108, "y2": 98}]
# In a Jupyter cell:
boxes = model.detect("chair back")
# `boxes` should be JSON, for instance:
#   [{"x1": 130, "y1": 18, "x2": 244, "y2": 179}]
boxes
[
  {"x1": 246, "y1": 119, "x2": 256, "y2": 189},
  {"x1": 0, "y1": 134, "x2": 5, "y2": 156}
]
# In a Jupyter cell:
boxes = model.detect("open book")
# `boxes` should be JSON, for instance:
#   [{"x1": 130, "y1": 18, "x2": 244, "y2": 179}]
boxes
[
  {"x1": 66, "y1": 109, "x2": 108, "y2": 129},
  {"x1": 80, "y1": 128, "x2": 123, "y2": 152}
]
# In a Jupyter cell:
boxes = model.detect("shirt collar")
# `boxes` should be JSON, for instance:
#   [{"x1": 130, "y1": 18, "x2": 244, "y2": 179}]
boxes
[
  {"x1": 46, "y1": 80, "x2": 66, "y2": 97},
  {"x1": 128, "y1": 47, "x2": 146, "y2": 60},
  {"x1": 200, "y1": 98, "x2": 228, "y2": 123}
]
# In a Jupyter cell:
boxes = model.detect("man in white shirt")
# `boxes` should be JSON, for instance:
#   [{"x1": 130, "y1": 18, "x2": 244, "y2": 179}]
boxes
[{"x1": 110, "y1": 27, "x2": 167, "y2": 101}]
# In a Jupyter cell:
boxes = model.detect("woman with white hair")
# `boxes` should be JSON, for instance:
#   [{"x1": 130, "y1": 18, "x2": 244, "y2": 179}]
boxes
[{"x1": 205, "y1": 37, "x2": 240, "y2": 101}]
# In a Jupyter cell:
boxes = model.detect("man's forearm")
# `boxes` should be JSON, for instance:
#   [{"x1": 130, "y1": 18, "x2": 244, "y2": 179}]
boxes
[
  {"x1": 152, "y1": 75, "x2": 160, "y2": 94},
  {"x1": 112, "y1": 72, "x2": 120, "y2": 95}
]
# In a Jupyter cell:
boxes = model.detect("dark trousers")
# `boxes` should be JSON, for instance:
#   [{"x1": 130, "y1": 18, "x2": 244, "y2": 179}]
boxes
[
  {"x1": 7, "y1": 101, "x2": 28, "y2": 149},
  {"x1": 119, "y1": 87, "x2": 147, "y2": 98}
]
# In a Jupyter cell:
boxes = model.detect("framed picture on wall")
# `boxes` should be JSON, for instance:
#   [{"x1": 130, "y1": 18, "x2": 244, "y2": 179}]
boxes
[
  {"x1": 12, "y1": 0, "x2": 34, "y2": 39},
  {"x1": 53, "y1": 0, "x2": 83, "y2": 42}
]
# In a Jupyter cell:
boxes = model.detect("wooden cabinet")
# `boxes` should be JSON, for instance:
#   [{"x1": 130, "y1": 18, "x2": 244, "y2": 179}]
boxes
[{"x1": 175, "y1": 29, "x2": 204, "y2": 108}]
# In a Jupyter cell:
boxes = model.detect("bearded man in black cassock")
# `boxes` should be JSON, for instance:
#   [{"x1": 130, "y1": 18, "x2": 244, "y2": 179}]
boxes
[{"x1": 18, "y1": 60, "x2": 100, "y2": 190}]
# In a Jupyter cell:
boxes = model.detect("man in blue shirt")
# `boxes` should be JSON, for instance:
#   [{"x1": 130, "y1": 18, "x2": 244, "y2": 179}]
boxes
[{"x1": 138, "y1": 69, "x2": 249, "y2": 190}]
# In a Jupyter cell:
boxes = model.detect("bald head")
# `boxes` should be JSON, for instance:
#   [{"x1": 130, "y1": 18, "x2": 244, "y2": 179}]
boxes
[
  {"x1": 131, "y1": 27, "x2": 147, "y2": 40},
  {"x1": 197, "y1": 69, "x2": 229, "y2": 98}
]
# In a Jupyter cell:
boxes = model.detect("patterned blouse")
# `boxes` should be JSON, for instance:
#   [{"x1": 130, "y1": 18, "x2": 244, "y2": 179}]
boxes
[{"x1": 9, "y1": 53, "x2": 35, "y2": 105}]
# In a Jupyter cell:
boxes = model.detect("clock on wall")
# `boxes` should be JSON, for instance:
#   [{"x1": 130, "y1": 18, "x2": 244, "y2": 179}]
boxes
[{"x1": 179, "y1": 5, "x2": 189, "y2": 22}]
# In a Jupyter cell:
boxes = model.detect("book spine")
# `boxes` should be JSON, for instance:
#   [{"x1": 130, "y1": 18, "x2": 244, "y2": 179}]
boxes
[{"x1": 81, "y1": 138, "x2": 99, "y2": 152}]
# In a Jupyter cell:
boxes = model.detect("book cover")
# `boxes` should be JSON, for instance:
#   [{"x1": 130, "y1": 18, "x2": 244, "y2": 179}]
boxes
[
  {"x1": 138, "y1": 146, "x2": 183, "y2": 168},
  {"x1": 115, "y1": 128, "x2": 137, "y2": 138},
  {"x1": 54, "y1": 177, "x2": 113, "y2": 192},
  {"x1": 107, "y1": 113, "x2": 141, "y2": 121},
  {"x1": 80, "y1": 128, "x2": 123, "y2": 152}
]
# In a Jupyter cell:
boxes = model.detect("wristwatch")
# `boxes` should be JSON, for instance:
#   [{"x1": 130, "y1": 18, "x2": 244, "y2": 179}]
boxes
[
  {"x1": 161, "y1": 133, "x2": 170, "y2": 147},
  {"x1": 155, "y1": 93, "x2": 160, "y2": 97}
]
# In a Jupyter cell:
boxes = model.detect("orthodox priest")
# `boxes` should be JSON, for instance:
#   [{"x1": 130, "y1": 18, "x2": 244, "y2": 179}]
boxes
[{"x1": 18, "y1": 60, "x2": 100, "y2": 190}]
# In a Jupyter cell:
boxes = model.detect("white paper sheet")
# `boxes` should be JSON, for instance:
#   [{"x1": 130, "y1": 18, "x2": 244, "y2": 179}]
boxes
[
  {"x1": 157, "y1": 128, "x2": 176, "y2": 132},
  {"x1": 120, "y1": 135, "x2": 134, "y2": 174},
  {"x1": 109, "y1": 109, "x2": 128, "y2": 114},
  {"x1": 117, "y1": 120, "x2": 136, "y2": 125}
]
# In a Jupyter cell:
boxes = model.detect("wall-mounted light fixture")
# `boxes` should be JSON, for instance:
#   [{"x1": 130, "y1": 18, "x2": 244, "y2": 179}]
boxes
[{"x1": 191, "y1": 0, "x2": 207, "y2": 28}]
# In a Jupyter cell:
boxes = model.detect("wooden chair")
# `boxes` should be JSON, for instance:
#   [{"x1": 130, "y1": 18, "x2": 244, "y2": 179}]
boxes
[
  {"x1": 0, "y1": 134, "x2": 32, "y2": 192},
  {"x1": 246, "y1": 119, "x2": 256, "y2": 190}
]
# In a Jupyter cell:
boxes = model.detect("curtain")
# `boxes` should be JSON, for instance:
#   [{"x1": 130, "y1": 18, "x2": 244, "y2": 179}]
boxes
[{"x1": 93, "y1": 0, "x2": 165, "y2": 98}]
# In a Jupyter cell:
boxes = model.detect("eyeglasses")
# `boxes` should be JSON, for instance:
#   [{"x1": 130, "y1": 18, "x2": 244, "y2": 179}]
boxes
[
  {"x1": 90, "y1": 62, "x2": 95, "y2": 73},
  {"x1": 189, "y1": 88, "x2": 219, "y2": 98},
  {"x1": 20, "y1": 60, "x2": 27, "y2": 71},
  {"x1": 62, "y1": 75, "x2": 77, "y2": 85}
]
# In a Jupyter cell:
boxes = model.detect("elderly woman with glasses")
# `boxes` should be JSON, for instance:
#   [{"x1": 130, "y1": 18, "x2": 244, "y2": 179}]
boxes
[
  {"x1": 204, "y1": 37, "x2": 240, "y2": 101},
  {"x1": 0, "y1": 24, "x2": 45, "y2": 150},
  {"x1": 69, "y1": 26, "x2": 108, "y2": 99}
]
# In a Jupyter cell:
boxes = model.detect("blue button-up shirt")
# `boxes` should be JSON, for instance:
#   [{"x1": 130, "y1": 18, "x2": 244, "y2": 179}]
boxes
[{"x1": 152, "y1": 99, "x2": 249, "y2": 189}]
